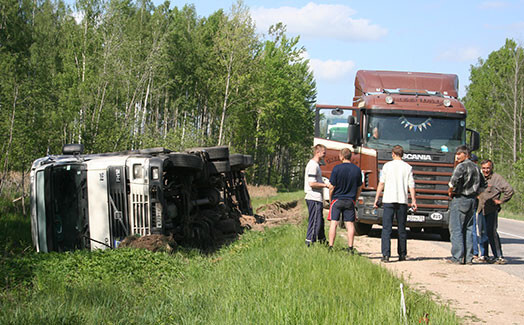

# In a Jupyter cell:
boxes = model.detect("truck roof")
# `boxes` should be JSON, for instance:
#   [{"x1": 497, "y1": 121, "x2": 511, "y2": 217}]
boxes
[{"x1": 355, "y1": 70, "x2": 459, "y2": 98}]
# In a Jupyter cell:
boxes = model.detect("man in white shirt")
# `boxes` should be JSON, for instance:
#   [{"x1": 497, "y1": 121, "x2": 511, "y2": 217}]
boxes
[
  {"x1": 304, "y1": 144, "x2": 329, "y2": 246},
  {"x1": 373, "y1": 145, "x2": 417, "y2": 262}
]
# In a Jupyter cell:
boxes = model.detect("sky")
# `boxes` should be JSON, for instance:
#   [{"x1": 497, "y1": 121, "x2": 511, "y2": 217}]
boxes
[{"x1": 162, "y1": 0, "x2": 524, "y2": 105}]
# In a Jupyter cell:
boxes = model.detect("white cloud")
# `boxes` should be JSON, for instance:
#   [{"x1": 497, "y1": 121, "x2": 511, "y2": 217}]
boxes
[
  {"x1": 251, "y1": 2, "x2": 387, "y2": 41},
  {"x1": 478, "y1": 1, "x2": 509, "y2": 9},
  {"x1": 436, "y1": 47, "x2": 482, "y2": 62},
  {"x1": 302, "y1": 52, "x2": 355, "y2": 82}
]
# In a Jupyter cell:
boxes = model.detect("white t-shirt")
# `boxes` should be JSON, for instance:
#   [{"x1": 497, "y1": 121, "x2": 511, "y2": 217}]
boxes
[
  {"x1": 304, "y1": 159, "x2": 323, "y2": 202},
  {"x1": 379, "y1": 159, "x2": 415, "y2": 204}
]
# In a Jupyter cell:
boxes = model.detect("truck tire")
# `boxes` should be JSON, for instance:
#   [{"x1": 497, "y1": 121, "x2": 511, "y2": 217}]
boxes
[
  {"x1": 187, "y1": 146, "x2": 229, "y2": 161},
  {"x1": 229, "y1": 154, "x2": 245, "y2": 170},
  {"x1": 354, "y1": 222, "x2": 372, "y2": 236},
  {"x1": 168, "y1": 153, "x2": 203, "y2": 170},
  {"x1": 208, "y1": 160, "x2": 230, "y2": 174},
  {"x1": 243, "y1": 155, "x2": 253, "y2": 168}
]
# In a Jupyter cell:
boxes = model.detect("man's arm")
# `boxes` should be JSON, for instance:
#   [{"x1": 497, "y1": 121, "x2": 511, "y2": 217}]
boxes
[
  {"x1": 494, "y1": 175, "x2": 514, "y2": 205},
  {"x1": 374, "y1": 182, "x2": 384, "y2": 208},
  {"x1": 309, "y1": 181, "x2": 328, "y2": 189},
  {"x1": 329, "y1": 184, "x2": 335, "y2": 201},
  {"x1": 409, "y1": 187, "x2": 417, "y2": 211}
]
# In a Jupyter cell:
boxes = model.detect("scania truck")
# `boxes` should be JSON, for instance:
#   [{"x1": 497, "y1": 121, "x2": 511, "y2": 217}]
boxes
[{"x1": 315, "y1": 70, "x2": 479, "y2": 240}]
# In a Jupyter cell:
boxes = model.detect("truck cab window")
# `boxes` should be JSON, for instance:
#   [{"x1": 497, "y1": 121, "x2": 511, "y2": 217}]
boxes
[{"x1": 318, "y1": 108, "x2": 355, "y2": 142}]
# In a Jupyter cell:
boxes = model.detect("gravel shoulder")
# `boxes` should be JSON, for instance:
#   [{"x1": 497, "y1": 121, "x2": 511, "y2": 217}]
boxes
[{"x1": 353, "y1": 229, "x2": 524, "y2": 324}]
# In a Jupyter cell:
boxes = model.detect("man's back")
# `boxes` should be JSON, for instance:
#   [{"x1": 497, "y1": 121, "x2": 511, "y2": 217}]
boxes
[
  {"x1": 330, "y1": 162, "x2": 362, "y2": 200},
  {"x1": 381, "y1": 159, "x2": 414, "y2": 204}
]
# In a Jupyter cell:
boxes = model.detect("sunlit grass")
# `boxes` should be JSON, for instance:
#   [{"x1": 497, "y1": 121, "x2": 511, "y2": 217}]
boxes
[{"x1": 1, "y1": 191, "x2": 459, "y2": 324}]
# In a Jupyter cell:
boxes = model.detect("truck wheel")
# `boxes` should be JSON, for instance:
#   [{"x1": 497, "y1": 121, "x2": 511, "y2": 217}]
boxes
[
  {"x1": 354, "y1": 222, "x2": 372, "y2": 236},
  {"x1": 439, "y1": 229, "x2": 450, "y2": 241},
  {"x1": 187, "y1": 146, "x2": 229, "y2": 161},
  {"x1": 410, "y1": 227, "x2": 422, "y2": 233},
  {"x1": 229, "y1": 154, "x2": 244, "y2": 170},
  {"x1": 243, "y1": 155, "x2": 254, "y2": 168},
  {"x1": 168, "y1": 153, "x2": 203, "y2": 170},
  {"x1": 208, "y1": 160, "x2": 230, "y2": 174}
]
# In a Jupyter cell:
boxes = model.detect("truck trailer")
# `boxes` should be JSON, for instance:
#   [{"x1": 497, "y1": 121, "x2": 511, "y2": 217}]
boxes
[
  {"x1": 30, "y1": 144, "x2": 253, "y2": 252},
  {"x1": 315, "y1": 70, "x2": 479, "y2": 240}
]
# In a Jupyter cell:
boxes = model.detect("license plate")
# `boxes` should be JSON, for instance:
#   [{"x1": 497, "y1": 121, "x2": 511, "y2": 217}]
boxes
[{"x1": 407, "y1": 215, "x2": 425, "y2": 222}]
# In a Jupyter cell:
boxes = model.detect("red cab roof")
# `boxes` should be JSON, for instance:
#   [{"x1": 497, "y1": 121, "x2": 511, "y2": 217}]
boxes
[{"x1": 355, "y1": 70, "x2": 459, "y2": 98}]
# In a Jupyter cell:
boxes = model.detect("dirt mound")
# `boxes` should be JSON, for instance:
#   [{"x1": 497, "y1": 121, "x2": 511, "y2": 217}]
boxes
[
  {"x1": 240, "y1": 200, "x2": 303, "y2": 231},
  {"x1": 119, "y1": 234, "x2": 177, "y2": 253},
  {"x1": 247, "y1": 185, "x2": 277, "y2": 198},
  {"x1": 119, "y1": 200, "x2": 303, "y2": 252}
]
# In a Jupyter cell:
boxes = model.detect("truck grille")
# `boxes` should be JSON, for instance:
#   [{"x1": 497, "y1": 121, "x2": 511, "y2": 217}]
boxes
[
  {"x1": 379, "y1": 160, "x2": 453, "y2": 210},
  {"x1": 108, "y1": 166, "x2": 129, "y2": 242},
  {"x1": 130, "y1": 193, "x2": 150, "y2": 236}
]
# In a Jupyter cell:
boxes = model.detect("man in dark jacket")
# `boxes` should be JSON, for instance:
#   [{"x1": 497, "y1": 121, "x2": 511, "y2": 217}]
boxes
[
  {"x1": 448, "y1": 146, "x2": 486, "y2": 264},
  {"x1": 478, "y1": 159, "x2": 513, "y2": 264}
]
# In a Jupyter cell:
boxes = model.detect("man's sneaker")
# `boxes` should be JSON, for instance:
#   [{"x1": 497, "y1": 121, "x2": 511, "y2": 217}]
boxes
[
  {"x1": 346, "y1": 247, "x2": 359, "y2": 255},
  {"x1": 381, "y1": 256, "x2": 390, "y2": 263},
  {"x1": 328, "y1": 246, "x2": 333, "y2": 253},
  {"x1": 473, "y1": 256, "x2": 487, "y2": 264},
  {"x1": 495, "y1": 258, "x2": 507, "y2": 265},
  {"x1": 445, "y1": 258, "x2": 461, "y2": 265},
  {"x1": 398, "y1": 255, "x2": 407, "y2": 262}
]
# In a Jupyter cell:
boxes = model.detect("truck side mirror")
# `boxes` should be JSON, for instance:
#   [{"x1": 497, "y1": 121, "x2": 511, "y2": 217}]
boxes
[
  {"x1": 347, "y1": 116, "x2": 361, "y2": 145},
  {"x1": 467, "y1": 129, "x2": 480, "y2": 152}
]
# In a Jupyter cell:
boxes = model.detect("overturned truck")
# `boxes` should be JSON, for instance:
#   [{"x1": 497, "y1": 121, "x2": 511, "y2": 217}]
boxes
[{"x1": 30, "y1": 144, "x2": 253, "y2": 252}]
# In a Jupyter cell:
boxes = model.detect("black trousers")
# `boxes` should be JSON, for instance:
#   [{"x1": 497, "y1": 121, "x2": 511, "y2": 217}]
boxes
[
  {"x1": 381, "y1": 203, "x2": 408, "y2": 258},
  {"x1": 305, "y1": 200, "x2": 325, "y2": 243}
]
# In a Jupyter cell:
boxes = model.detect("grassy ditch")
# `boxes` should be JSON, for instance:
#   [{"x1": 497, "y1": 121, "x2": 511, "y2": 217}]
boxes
[
  {"x1": 1, "y1": 191, "x2": 458, "y2": 324},
  {"x1": 499, "y1": 210, "x2": 524, "y2": 222}
]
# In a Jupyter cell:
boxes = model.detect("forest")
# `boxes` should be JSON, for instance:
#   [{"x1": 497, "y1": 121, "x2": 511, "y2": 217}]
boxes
[
  {"x1": 0, "y1": 0, "x2": 316, "y2": 191},
  {"x1": 1, "y1": 0, "x2": 523, "y2": 211}
]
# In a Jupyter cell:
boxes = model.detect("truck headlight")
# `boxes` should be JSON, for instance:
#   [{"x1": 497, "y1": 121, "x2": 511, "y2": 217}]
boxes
[{"x1": 151, "y1": 167, "x2": 159, "y2": 180}]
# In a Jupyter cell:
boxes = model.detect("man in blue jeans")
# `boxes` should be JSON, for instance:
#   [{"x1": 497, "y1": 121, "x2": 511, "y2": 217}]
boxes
[
  {"x1": 447, "y1": 146, "x2": 486, "y2": 265},
  {"x1": 373, "y1": 145, "x2": 417, "y2": 263},
  {"x1": 478, "y1": 159, "x2": 513, "y2": 264},
  {"x1": 470, "y1": 154, "x2": 489, "y2": 263}
]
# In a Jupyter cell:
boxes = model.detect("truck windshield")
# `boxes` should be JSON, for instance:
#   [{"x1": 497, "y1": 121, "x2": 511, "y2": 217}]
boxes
[
  {"x1": 365, "y1": 113, "x2": 466, "y2": 152},
  {"x1": 36, "y1": 164, "x2": 88, "y2": 251}
]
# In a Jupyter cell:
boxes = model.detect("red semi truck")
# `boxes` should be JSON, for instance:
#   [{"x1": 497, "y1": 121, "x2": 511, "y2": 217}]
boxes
[{"x1": 314, "y1": 70, "x2": 479, "y2": 240}]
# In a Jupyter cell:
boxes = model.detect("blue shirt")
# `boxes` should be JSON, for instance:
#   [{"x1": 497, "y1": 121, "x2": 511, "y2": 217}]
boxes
[{"x1": 329, "y1": 162, "x2": 363, "y2": 200}]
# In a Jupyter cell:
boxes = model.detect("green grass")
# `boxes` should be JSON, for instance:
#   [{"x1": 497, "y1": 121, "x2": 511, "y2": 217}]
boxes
[
  {"x1": 1, "y1": 191, "x2": 459, "y2": 324},
  {"x1": 499, "y1": 210, "x2": 524, "y2": 221}
]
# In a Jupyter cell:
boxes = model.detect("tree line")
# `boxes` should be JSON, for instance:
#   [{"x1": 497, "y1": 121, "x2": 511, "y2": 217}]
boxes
[
  {"x1": 0, "y1": 0, "x2": 316, "y2": 193},
  {"x1": 465, "y1": 38, "x2": 524, "y2": 212}
]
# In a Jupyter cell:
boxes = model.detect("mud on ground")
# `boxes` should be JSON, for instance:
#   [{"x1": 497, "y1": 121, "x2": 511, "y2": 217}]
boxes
[{"x1": 239, "y1": 200, "x2": 303, "y2": 231}]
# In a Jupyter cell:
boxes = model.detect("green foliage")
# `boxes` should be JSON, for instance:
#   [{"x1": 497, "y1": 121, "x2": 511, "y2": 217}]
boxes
[
  {"x1": 464, "y1": 38, "x2": 524, "y2": 213},
  {"x1": 0, "y1": 0, "x2": 315, "y2": 191}
]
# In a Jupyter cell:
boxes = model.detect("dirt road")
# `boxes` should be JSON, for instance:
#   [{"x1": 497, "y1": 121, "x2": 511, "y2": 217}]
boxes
[{"x1": 353, "y1": 228, "x2": 524, "y2": 324}]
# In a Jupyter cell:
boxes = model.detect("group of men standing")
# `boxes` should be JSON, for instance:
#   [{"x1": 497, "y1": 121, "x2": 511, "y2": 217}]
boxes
[
  {"x1": 304, "y1": 143, "x2": 513, "y2": 265},
  {"x1": 448, "y1": 146, "x2": 514, "y2": 265}
]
